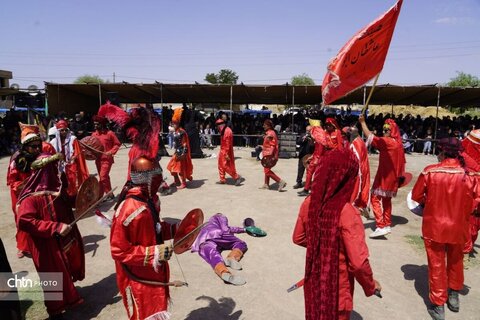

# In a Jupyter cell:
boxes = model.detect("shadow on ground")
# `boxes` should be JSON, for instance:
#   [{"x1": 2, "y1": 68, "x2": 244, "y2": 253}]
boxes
[
  {"x1": 83, "y1": 234, "x2": 106, "y2": 256},
  {"x1": 351, "y1": 310, "x2": 363, "y2": 319},
  {"x1": 62, "y1": 273, "x2": 120, "y2": 320},
  {"x1": 185, "y1": 296, "x2": 242, "y2": 320},
  {"x1": 401, "y1": 264, "x2": 430, "y2": 307}
]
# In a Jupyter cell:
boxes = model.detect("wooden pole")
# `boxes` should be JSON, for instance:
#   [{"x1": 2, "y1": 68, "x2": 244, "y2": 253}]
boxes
[{"x1": 361, "y1": 73, "x2": 380, "y2": 116}]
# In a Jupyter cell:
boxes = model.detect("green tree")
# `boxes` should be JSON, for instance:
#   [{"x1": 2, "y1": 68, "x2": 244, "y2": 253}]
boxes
[
  {"x1": 447, "y1": 71, "x2": 479, "y2": 87},
  {"x1": 74, "y1": 74, "x2": 108, "y2": 84},
  {"x1": 291, "y1": 73, "x2": 315, "y2": 86},
  {"x1": 204, "y1": 69, "x2": 239, "y2": 84}
]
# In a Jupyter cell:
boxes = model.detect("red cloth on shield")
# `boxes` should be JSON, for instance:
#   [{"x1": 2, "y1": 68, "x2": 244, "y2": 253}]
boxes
[
  {"x1": 218, "y1": 126, "x2": 239, "y2": 181},
  {"x1": 322, "y1": 0, "x2": 403, "y2": 105}
]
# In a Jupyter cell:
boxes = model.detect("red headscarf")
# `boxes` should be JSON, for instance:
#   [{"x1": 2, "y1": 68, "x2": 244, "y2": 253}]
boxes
[
  {"x1": 462, "y1": 130, "x2": 480, "y2": 170},
  {"x1": 304, "y1": 147, "x2": 359, "y2": 320},
  {"x1": 325, "y1": 117, "x2": 340, "y2": 130},
  {"x1": 55, "y1": 120, "x2": 69, "y2": 130},
  {"x1": 384, "y1": 119, "x2": 401, "y2": 142}
]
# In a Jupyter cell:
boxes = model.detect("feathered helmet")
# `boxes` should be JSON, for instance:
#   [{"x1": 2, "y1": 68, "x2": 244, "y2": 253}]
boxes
[{"x1": 97, "y1": 101, "x2": 161, "y2": 161}]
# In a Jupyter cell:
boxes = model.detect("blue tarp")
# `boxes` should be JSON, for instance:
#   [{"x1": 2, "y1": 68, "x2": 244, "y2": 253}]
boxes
[
  {"x1": 241, "y1": 109, "x2": 271, "y2": 115},
  {"x1": 0, "y1": 107, "x2": 45, "y2": 113}
]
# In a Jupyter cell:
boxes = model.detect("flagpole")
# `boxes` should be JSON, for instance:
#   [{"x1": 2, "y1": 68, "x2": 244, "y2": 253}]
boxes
[{"x1": 361, "y1": 73, "x2": 380, "y2": 116}]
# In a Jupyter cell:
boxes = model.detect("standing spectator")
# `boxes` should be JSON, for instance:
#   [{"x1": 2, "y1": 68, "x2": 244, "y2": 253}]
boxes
[
  {"x1": 92, "y1": 115, "x2": 121, "y2": 199},
  {"x1": 168, "y1": 122, "x2": 175, "y2": 148},
  {"x1": 293, "y1": 125, "x2": 314, "y2": 189},
  {"x1": 411, "y1": 138, "x2": 478, "y2": 320}
]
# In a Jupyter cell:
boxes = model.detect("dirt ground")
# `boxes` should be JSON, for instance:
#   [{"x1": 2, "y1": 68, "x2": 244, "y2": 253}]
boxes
[{"x1": 1, "y1": 146, "x2": 478, "y2": 320}]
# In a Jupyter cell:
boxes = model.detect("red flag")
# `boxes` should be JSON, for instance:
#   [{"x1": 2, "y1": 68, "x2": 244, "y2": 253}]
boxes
[{"x1": 321, "y1": 0, "x2": 403, "y2": 105}]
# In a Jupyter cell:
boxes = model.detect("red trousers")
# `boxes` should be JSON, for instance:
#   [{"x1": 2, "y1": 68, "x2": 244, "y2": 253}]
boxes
[
  {"x1": 424, "y1": 238, "x2": 464, "y2": 306},
  {"x1": 370, "y1": 194, "x2": 392, "y2": 228},
  {"x1": 218, "y1": 156, "x2": 239, "y2": 181},
  {"x1": 463, "y1": 215, "x2": 480, "y2": 254},
  {"x1": 264, "y1": 167, "x2": 281, "y2": 185},
  {"x1": 95, "y1": 159, "x2": 113, "y2": 195}
]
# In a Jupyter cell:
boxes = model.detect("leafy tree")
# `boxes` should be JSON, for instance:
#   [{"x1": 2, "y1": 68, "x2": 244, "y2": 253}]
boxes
[
  {"x1": 291, "y1": 73, "x2": 315, "y2": 86},
  {"x1": 447, "y1": 71, "x2": 479, "y2": 87},
  {"x1": 74, "y1": 74, "x2": 108, "y2": 84},
  {"x1": 204, "y1": 69, "x2": 239, "y2": 84}
]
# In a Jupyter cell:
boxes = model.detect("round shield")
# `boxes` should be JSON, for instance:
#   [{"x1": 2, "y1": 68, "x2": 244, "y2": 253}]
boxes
[
  {"x1": 398, "y1": 172, "x2": 413, "y2": 188},
  {"x1": 80, "y1": 136, "x2": 104, "y2": 161},
  {"x1": 75, "y1": 176, "x2": 100, "y2": 218},
  {"x1": 302, "y1": 154, "x2": 313, "y2": 169},
  {"x1": 407, "y1": 191, "x2": 423, "y2": 216},
  {"x1": 173, "y1": 208, "x2": 204, "y2": 254},
  {"x1": 261, "y1": 156, "x2": 278, "y2": 168}
]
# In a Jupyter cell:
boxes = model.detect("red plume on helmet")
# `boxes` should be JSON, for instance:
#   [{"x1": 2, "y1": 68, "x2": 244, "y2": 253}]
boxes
[{"x1": 97, "y1": 101, "x2": 161, "y2": 161}]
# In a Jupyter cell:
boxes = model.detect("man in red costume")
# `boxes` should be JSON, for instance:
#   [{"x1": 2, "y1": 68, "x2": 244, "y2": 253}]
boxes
[
  {"x1": 294, "y1": 148, "x2": 381, "y2": 320},
  {"x1": 460, "y1": 129, "x2": 480, "y2": 255},
  {"x1": 324, "y1": 117, "x2": 344, "y2": 150},
  {"x1": 215, "y1": 118, "x2": 243, "y2": 185},
  {"x1": 297, "y1": 119, "x2": 327, "y2": 197},
  {"x1": 111, "y1": 156, "x2": 179, "y2": 320},
  {"x1": 260, "y1": 119, "x2": 286, "y2": 191},
  {"x1": 342, "y1": 126, "x2": 371, "y2": 212},
  {"x1": 7, "y1": 122, "x2": 56, "y2": 258},
  {"x1": 167, "y1": 108, "x2": 193, "y2": 189},
  {"x1": 359, "y1": 115, "x2": 406, "y2": 238},
  {"x1": 17, "y1": 153, "x2": 85, "y2": 319},
  {"x1": 92, "y1": 115, "x2": 121, "y2": 199},
  {"x1": 411, "y1": 137, "x2": 479, "y2": 320},
  {"x1": 49, "y1": 120, "x2": 89, "y2": 198}
]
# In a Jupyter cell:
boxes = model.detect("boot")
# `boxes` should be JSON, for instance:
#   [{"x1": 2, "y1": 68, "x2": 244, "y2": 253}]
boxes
[
  {"x1": 447, "y1": 289, "x2": 459, "y2": 312},
  {"x1": 427, "y1": 304, "x2": 445, "y2": 320},
  {"x1": 214, "y1": 262, "x2": 245, "y2": 286},
  {"x1": 297, "y1": 189, "x2": 309, "y2": 197},
  {"x1": 226, "y1": 248, "x2": 244, "y2": 270}
]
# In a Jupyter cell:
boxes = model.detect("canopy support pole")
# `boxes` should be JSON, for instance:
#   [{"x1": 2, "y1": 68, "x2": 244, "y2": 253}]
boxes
[{"x1": 433, "y1": 86, "x2": 441, "y2": 154}]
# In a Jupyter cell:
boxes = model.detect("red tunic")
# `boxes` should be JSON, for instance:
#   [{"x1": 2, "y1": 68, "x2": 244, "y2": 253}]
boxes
[
  {"x1": 325, "y1": 129, "x2": 343, "y2": 150},
  {"x1": 92, "y1": 129, "x2": 121, "y2": 162},
  {"x1": 293, "y1": 197, "x2": 376, "y2": 312},
  {"x1": 110, "y1": 187, "x2": 177, "y2": 320},
  {"x1": 6, "y1": 142, "x2": 56, "y2": 252},
  {"x1": 412, "y1": 158, "x2": 479, "y2": 244},
  {"x1": 350, "y1": 137, "x2": 371, "y2": 209},
  {"x1": 218, "y1": 126, "x2": 238, "y2": 180},
  {"x1": 166, "y1": 128, "x2": 193, "y2": 179},
  {"x1": 368, "y1": 135, "x2": 405, "y2": 198},
  {"x1": 17, "y1": 192, "x2": 85, "y2": 315},
  {"x1": 262, "y1": 129, "x2": 279, "y2": 162}
]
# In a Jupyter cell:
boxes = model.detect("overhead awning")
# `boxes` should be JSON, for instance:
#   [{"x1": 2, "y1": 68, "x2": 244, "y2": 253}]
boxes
[{"x1": 45, "y1": 82, "x2": 480, "y2": 116}]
